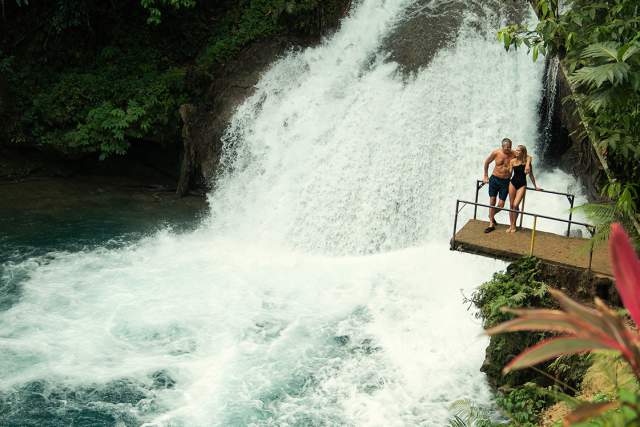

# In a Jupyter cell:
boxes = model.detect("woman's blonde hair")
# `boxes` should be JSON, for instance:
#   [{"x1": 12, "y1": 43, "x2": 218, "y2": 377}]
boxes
[{"x1": 516, "y1": 145, "x2": 528, "y2": 162}]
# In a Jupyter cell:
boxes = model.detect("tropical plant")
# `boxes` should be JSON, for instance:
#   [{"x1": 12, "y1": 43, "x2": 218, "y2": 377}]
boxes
[
  {"x1": 140, "y1": 0, "x2": 196, "y2": 24},
  {"x1": 487, "y1": 224, "x2": 640, "y2": 425},
  {"x1": 497, "y1": 0, "x2": 640, "y2": 243},
  {"x1": 447, "y1": 399, "x2": 499, "y2": 427},
  {"x1": 0, "y1": 0, "x2": 348, "y2": 158}
]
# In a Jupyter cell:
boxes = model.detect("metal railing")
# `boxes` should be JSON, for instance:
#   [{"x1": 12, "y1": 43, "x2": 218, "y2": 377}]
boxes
[
  {"x1": 473, "y1": 180, "x2": 577, "y2": 237},
  {"x1": 452, "y1": 194, "x2": 597, "y2": 272}
]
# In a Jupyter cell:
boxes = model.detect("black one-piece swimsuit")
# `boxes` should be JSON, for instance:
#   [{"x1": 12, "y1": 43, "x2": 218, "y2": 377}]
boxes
[{"x1": 511, "y1": 164, "x2": 527, "y2": 190}]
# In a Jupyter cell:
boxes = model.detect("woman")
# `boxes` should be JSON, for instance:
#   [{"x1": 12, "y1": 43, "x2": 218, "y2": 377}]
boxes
[{"x1": 506, "y1": 145, "x2": 541, "y2": 233}]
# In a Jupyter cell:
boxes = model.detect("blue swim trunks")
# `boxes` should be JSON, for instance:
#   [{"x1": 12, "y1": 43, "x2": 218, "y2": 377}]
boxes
[{"x1": 488, "y1": 175, "x2": 510, "y2": 201}]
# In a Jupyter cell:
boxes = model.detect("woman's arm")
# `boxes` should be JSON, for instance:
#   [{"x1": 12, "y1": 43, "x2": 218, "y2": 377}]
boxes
[
  {"x1": 525, "y1": 155, "x2": 532, "y2": 175},
  {"x1": 507, "y1": 158, "x2": 514, "y2": 175},
  {"x1": 528, "y1": 160, "x2": 542, "y2": 190}
]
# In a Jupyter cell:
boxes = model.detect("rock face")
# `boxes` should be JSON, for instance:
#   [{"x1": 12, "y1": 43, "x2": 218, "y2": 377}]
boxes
[
  {"x1": 382, "y1": 1, "x2": 465, "y2": 73},
  {"x1": 382, "y1": 0, "x2": 528, "y2": 74},
  {"x1": 177, "y1": 36, "x2": 317, "y2": 195},
  {"x1": 176, "y1": 2, "x2": 351, "y2": 196},
  {"x1": 539, "y1": 59, "x2": 605, "y2": 200},
  {"x1": 179, "y1": 0, "x2": 533, "y2": 195}
]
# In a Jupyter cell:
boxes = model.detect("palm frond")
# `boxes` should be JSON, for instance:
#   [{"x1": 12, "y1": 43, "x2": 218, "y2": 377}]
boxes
[
  {"x1": 580, "y1": 42, "x2": 620, "y2": 62},
  {"x1": 575, "y1": 203, "x2": 616, "y2": 224},
  {"x1": 621, "y1": 43, "x2": 640, "y2": 62},
  {"x1": 573, "y1": 202, "x2": 618, "y2": 247},
  {"x1": 447, "y1": 400, "x2": 495, "y2": 427},
  {"x1": 569, "y1": 63, "x2": 631, "y2": 89},
  {"x1": 583, "y1": 88, "x2": 616, "y2": 112}
]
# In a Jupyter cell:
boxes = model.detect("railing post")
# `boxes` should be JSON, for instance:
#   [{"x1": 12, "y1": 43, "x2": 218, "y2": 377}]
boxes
[
  {"x1": 566, "y1": 195, "x2": 575, "y2": 237},
  {"x1": 451, "y1": 200, "x2": 460, "y2": 250},
  {"x1": 519, "y1": 192, "x2": 526, "y2": 229},
  {"x1": 473, "y1": 181, "x2": 480, "y2": 220},
  {"x1": 587, "y1": 238, "x2": 594, "y2": 274},
  {"x1": 529, "y1": 215, "x2": 538, "y2": 256}
]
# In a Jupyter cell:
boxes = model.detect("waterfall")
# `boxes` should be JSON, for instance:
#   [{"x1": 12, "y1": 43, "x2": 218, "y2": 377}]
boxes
[
  {"x1": 0, "y1": 0, "x2": 587, "y2": 425},
  {"x1": 539, "y1": 55, "x2": 560, "y2": 157}
]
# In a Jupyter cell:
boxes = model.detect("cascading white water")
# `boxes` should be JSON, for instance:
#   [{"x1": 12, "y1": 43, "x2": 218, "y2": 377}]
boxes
[
  {"x1": 1, "y1": 0, "x2": 588, "y2": 425},
  {"x1": 540, "y1": 55, "x2": 560, "y2": 154}
]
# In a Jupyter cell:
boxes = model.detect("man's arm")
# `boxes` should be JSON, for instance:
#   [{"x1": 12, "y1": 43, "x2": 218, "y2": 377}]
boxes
[{"x1": 483, "y1": 150, "x2": 497, "y2": 183}]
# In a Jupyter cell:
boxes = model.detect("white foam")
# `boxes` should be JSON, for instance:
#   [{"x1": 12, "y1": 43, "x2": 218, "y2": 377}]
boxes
[{"x1": 1, "y1": 0, "x2": 585, "y2": 425}]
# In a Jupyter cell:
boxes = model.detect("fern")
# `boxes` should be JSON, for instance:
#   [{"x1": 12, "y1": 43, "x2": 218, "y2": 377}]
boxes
[
  {"x1": 569, "y1": 62, "x2": 631, "y2": 89},
  {"x1": 580, "y1": 42, "x2": 620, "y2": 61},
  {"x1": 574, "y1": 201, "x2": 640, "y2": 248},
  {"x1": 447, "y1": 400, "x2": 498, "y2": 427},
  {"x1": 496, "y1": 0, "x2": 640, "y2": 247}
]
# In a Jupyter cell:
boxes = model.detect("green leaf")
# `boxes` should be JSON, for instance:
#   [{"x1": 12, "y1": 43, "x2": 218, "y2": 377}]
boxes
[
  {"x1": 580, "y1": 43, "x2": 620, "y2": 61},
  {"x1": 540, "y1": 1, "x2": 549, "y2": 18},
  {"x1": 569, "y1": 62, "x2": 631, "y2": 88},
  {"x1": 503, "y1": 32, "x2": 512, "y2": 50},
  {"x1": 621, "y1": 43, "x2": 640, "y2": 62}
]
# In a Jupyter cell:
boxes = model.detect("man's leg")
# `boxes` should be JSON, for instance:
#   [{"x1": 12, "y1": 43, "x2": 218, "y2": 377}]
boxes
[
  {"x1": 488, "y1": 196, "x2": 497, "y2": 226},
  {"x1": 496, "y1": 198, "x2": 506, "y2": 222},
  {"x1": 494, "y1": 179, "x2": 509, "y2": 222}
]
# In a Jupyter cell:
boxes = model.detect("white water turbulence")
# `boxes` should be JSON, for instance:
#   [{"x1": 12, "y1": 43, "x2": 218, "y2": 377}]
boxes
[{"x1": 1, "y1": 0, "x2": 587, "y2": 426}]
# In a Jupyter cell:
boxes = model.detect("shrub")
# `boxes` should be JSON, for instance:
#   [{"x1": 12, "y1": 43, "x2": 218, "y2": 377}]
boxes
[
  {"x1": 471, "y1": 257, "x2": 556, "y2": 388},
  {"x1": 487, "y1": 224, "x2": 640, "y2": 425}
]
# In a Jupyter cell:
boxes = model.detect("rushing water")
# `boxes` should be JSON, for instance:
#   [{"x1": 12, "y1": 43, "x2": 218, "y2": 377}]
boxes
[{"x1": 1, "y1": 1, "x2": 588, "y2": 426}]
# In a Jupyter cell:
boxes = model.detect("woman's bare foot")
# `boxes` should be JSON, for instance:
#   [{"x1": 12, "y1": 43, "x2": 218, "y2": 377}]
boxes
[{"x1": 507, "y1": 227, "x2": 516, "y2": 233}]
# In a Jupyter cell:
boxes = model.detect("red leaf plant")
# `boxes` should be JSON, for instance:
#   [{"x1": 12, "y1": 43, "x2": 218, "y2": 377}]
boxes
[{"x1": 486, "y1": 224, "x2": 640, "y2": 424}]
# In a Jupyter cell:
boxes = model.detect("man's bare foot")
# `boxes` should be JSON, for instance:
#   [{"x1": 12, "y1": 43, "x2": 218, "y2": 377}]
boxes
[{"x1": 507, "y1": 227, "x2": 516, "y2": 233}]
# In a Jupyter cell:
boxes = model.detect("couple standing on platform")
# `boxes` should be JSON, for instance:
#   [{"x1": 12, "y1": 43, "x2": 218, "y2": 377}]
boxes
[{"x1": 482, "y1": 138, "x2": 541, "y2": 234}]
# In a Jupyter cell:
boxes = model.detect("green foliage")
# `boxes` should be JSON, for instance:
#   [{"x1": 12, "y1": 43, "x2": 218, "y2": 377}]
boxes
[
  {"x1": 563, "y1": 390, "x2": 639, "y2": 426},
  {"x1": 471, "y1": 258, "x2": 594, "y2": 425},
  {"x1": 447, "y1": 400, "x2": 502, "y2": 427},
  {"x1": 548, "y1": 354, "x2": 594, "y2": 392},
  {"x1": 9, "y1": 47, "x2": 187, "y2": 157},
  {"x1": 0, "y1": 50, "x2": 13, "y2": 75},
  {"x1": 197, "y1": 0, "x2": 283, "y2": 69},
  {"x1": 472, "y1": 257, "x2": 552, "y2": 329},
  {"x1": 495, "y1": 383, "x2": 556, "y2": 426},
  {"x1": 562, "y1": 354, "x2": 640, "y2": 426},
  {"x1": 497, "y1": 0, "x2": 640, "y2": 243},
  {"x1": 575, "y1": 183, "x2": 640, "y2": 248},
  {"x1": 1, "y1": 0, "x2": 345, "y2": 158},
  {"x1": 197, "y1": 0, "x2": 347, "y2": 69},
  {"x1": 8, "y1": 0, "x2": 196, "y2": 26},
  {"x1": 140, "y1": 0, "x2": 196, "y2": 24},
  {"x1": 471, "y1": 258, "x2": 555, "y2": 388}
]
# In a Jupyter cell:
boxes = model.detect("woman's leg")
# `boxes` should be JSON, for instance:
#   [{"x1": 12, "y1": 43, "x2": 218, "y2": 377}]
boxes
[
  {"x1": 508, "y1": 183, "x2": 517, "y2": 232},
  {"x1": 511, "y1": 186, "x2": 527, "y2": 231}
]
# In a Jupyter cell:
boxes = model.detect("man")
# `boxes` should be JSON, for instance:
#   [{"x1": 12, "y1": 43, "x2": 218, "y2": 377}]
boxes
[{"x1": 482, "y1": 138, "x2": 514, "y2": 233}]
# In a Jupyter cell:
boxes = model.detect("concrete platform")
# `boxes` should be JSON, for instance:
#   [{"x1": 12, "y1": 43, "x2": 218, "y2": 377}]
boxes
[{"x1": 452, "y1": 219, "x2": 612, "y2": 278}]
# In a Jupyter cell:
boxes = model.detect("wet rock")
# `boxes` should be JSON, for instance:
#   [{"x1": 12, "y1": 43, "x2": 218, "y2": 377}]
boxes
[
  {"x1": 382, "y1": 0, "x2": 529, "y2": 74},
  {"x1": 334, "y1": 335, "x2": 351, "y2": 346},
  {"x1": 178, "y1": 36, "x2": 317, "y2": 193},
  {"x1": 151, "y1": 370, "x2": 176, "y2": 389},
  {"x1": 382, "y1": 0, "x2": 465, "y2": 72},
  {"x1": 540, "y1": 59, "x2": 605, "y2": 200}
]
